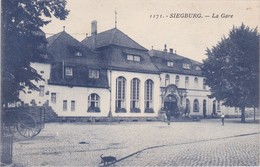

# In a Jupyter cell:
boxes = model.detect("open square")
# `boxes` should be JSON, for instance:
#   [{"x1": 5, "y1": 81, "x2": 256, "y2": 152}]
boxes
[{"x1": 12, "y1": 119, "x2": 259, "y2": 166}]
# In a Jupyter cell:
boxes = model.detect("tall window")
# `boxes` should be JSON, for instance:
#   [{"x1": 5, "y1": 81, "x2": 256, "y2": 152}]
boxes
[
  {"x1": 116, "y1": 77, "x2": 126, "y2": 109},
  {"x1": 65, "y1": 67, "x2": 73, "y2": 76},
  {"x1": 193, "y1": 99, "x2": 199, "y2": 112},
  {"x1": 194, "y1": 77, "x2": 198, "y2": 88},
  {"x1": 39, "y1": 85, "x2": 44, "y2": 96},
  {"x1": 144, "y1": 80, "x2": 153, "y2": 109},
  {"x1": 51, "y1": 93, "x2": 56, "y2": 103},
  {"x1": 89, "y1": 69, "x2": 99, "y2": 78},
  {"x1": 71, "y1": 100, "x2": 75, "y2": 111},
  {"x1": 175, "y1": 75, "x2": 180, "y2": 87},
  {"x1": 217, "y1": 101, "x2": 220, "y2": 111},
  {"x1": 130, "y1": 78, "x2": 140, "y2": 109},
  {"x1": 203, "y1": 79, "x2": 207, "y2": 90},
  {"x1": 88, "y1": 94, "x2": 100, "y2": 108},
  {"x1": 63, "y1": 100, "x2": 67, "y2": 111},
  {"x1": 165, "y1": 74, "x2": 170, "y2": 86},
  {"x1": 185, "y1": 76, "x2": 189, "y2": 88}
]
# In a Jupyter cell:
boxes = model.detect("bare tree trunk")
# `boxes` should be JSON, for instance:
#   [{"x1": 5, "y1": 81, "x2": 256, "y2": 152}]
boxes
[{"x1": 241, "y1": 106, "x2": 246, "y2": 123}]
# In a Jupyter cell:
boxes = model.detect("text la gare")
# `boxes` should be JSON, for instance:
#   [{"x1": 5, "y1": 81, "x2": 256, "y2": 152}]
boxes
[{"x1": 212, "y1": 13, "x2": 233, "y2": 18}]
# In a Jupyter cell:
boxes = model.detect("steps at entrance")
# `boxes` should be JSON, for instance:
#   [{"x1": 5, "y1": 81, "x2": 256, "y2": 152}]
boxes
[
  {"x1": 170, "y1": 116, "x2": 201, "y2": 122},
  {"x1": 43, "y1": 106, "x2": 58, "y2": 122}
]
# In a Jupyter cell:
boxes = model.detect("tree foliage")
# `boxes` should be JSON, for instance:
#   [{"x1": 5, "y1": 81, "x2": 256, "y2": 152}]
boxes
[
  {"x1": 202, "y1": 24, "x2": 259, "y2": 122},
  {"x1": 1, "y1": 0, "x2": 69, "y2": 105}
]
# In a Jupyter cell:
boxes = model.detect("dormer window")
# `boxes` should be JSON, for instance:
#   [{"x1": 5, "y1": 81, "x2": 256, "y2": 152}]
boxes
[
  {"x1": 127, "y1": 54, "x2": 141, "y2": 62},
  {"x1": 65, "y1": 67, "x2": 73, "y2": 76},
  {"x1": 167, "y1": 61, "x2": 174, "y2": 67},
  {"x1": 195, "y1": 66, "x2": 201, "y2": 71},
  {"x1": 89, "y1": 69, "x2": 99, "y2": 78},
  {"x1": 183, "y1": 63, "x2": 191, "y2": 69},
  {"x1": 75, "y1": 51, "x2": 82, "y2": 56}
]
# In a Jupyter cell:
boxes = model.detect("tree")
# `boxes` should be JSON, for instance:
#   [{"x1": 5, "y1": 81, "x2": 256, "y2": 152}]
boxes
[
  {"x1": 202, "y1": 24, "x2": 259, "y2": 123},
  {"x1": 1, "y1": 0, "x2": 69, "y2": 105}
]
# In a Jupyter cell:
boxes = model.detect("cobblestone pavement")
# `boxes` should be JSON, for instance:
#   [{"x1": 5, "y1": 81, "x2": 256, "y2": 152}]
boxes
[{"x1": 11, "y1": 118, "x2": 260, "y2": 166}]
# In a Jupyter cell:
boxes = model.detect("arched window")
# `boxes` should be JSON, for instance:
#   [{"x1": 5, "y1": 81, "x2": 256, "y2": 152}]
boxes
[
  {"x1": 88, "y1": 93, "x2": 100, "y2": 112},
  {"x1": 194, "y1": 77, "x2": 198, "y2": 88},
  {"x1": 144, "y1": 80, "x2": 154, "y2": 112},
  {"x1": 165, "y1": 74, "x2": 170, "y2": 86},
  {"x1": 185, "y1": 76, "x2": 189, "y2": 88},
  {"x1": 130, "y1": 78, "x2": 140, "y2": 111},
  {"x1": 116, "y1": 77, "x2": 126, "y2": 110},
  {"x1": 193, "y1": 99, "x2": 199, "y2": 112},
  {"x1": 175, "y1": 75, "x2": 180, "y2": 87},
  {"x1": 203, "y1": 79, "x2": 206, "y2": 90}
]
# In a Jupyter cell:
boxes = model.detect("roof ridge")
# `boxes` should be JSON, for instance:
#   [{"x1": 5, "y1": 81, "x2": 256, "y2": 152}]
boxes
[
  {"x1": 150, "y1": 49, "x2": 202, "y2": 64},
  {"x1": 109, "y1": 28, "x2": 117, "y2": 44},
  {"x1": 47, "y1": 31, "x2": 64, "y2": 49}
]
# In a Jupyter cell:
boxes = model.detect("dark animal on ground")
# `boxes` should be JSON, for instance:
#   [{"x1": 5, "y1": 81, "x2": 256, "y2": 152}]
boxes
[{"x1": 100, "y1": 154, "x2": 117, "y2": 165}]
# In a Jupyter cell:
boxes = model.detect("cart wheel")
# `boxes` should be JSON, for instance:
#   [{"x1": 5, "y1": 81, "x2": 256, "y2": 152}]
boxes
[
  {"x1": 16, "y1": 113, "x2": 37, "y2": 138},
  {"x1": 33, "y1": 128, "x2": 42, "y2": 137}
]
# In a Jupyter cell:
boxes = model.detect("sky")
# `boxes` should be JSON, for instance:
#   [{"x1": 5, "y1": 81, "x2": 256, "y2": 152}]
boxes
[{"x1": 42, "y1": 0, "x2": 260, "y2": 63}]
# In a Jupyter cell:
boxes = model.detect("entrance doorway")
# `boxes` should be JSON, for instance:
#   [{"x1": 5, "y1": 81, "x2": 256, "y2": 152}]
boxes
[{"x1": 164, "y1": 95, "x2": 178, "y2": 117}]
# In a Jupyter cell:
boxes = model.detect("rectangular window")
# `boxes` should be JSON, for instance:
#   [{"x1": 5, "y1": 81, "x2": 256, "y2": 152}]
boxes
[
  {"x1": 127, "y1": 55, "x2": 134, "y2": 61},
  {"x1": 63, "y1": 100, "x2": 67, "y2": 111},
  {"x1": 183, "y1": 63, "x2": 191, "y2": 69},
  {"x1": 65, "y1": 67, "x2": 73, "y2": 76},
  {"x1": 167, "y1": 61, "x2": 174, "y2": 67},
  {"x1": 71, "y1": 100, "x2": 75, "y2": 111},
  {"x1": 134, "y1": 56, "x2": 140, "y2": 62},
  {"x1": 127, "y1": 54, "x2": 140, "y2": 62},
  {"x1": 39, "y1": 86, "x2": 44, "y2": 96},
  {"x1": 89, "y1": 69, "x2": 99, "y2": 78},
  {"x1": 51, "y1": 93, "x2": 56, "y2": 103}
]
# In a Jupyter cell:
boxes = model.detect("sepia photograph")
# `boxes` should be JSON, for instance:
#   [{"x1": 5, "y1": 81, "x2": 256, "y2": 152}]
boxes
[{"x1": 1, "y1": 0, "x2": 260, "y2": 166}]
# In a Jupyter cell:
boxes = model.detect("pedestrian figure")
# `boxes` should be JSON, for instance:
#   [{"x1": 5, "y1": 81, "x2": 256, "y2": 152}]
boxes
[
  {"x1": 221, "y1": 113, "x2": 225, "y2": 126},
  {"x1": 165, "y1": 107, "x2": 171, "y2": 125}
]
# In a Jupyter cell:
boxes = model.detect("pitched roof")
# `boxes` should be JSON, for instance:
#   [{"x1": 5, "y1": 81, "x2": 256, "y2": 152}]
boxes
[
  {"x1": 107, "y1": 46, "x2": 160, "y2": 74},
  {"x1": 81, "y1": 28, "x2": 148, "y2": 51},
  {"x1": 46, "y1": 31, "x2": 105, "y2": 67},
  {"x1": 48, "y1": 62, "x2": 108, "y2": 88},
  {"x1": 46, "y1": 31, "x2": 109, "y2": 88},
  {"x1": 149, "y1": 50, "x2": 202, "y2": 76}
]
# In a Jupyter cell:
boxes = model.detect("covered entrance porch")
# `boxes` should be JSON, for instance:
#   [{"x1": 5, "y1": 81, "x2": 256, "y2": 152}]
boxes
[{"x1": 161, "y1": 84, "x2": 187, "y2": 118}]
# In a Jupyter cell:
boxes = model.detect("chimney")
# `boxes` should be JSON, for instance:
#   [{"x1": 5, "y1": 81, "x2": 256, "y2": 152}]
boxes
[
  {"x1": 90, "y1": 21, "x2": 97, "y2": 50},
  {"x1": 169, "y1": 48, "x2": 174, "y2": 54},
  {"x1": 164, "y1": 44, "x2": 167, "y2": 52},
  {"x1": 91, "y1": 20, "x2": 97, "y2": 36}
]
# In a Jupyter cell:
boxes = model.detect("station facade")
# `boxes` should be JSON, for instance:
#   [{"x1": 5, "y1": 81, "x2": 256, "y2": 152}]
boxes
[{"x1": 19, "y1": 21, "x2": 239, "y2": 118}]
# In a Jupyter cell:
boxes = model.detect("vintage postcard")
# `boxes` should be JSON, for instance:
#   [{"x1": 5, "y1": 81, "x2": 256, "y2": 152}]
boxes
[{"x1": 1, "y1": 0, "x2": 259, "y2": 166}]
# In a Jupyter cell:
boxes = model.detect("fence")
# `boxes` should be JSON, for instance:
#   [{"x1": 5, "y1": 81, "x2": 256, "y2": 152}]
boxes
[{"x1": 1, "y1": 134, "x2": 13, "y2": 165}]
